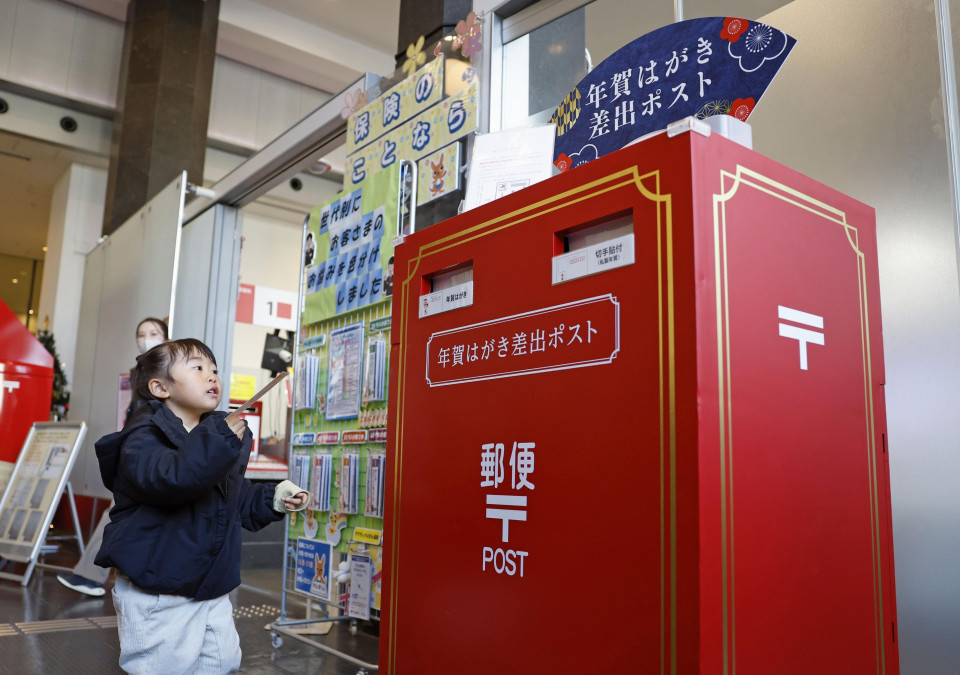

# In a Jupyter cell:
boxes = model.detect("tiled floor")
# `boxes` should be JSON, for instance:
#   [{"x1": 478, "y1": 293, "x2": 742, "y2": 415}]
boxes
[{"x1": 0, "y1": 543, "x2": 380, "y2": 674}]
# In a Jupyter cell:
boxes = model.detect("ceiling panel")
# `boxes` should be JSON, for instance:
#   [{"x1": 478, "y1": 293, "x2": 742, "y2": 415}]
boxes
[
  {"x1": 251, "y1": 0, "x2": 401, "y2": 53},
  {"x1": 0, "y1": 130, "x2": 106, "y2": 260}
]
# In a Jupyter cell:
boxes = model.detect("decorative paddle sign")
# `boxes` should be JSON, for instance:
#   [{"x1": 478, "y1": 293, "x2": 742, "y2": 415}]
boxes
[{"x1": 552, "y1": 17, "x2": 796, "y2": 171}]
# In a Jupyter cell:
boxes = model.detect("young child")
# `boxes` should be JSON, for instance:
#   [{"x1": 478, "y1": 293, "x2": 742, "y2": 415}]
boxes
[{"x1": 94, "y1": 338, "x2": 307, "y2": 674}]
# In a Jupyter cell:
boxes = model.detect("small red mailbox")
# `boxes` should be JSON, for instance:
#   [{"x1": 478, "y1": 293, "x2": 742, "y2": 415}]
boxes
[
  {"x1": 382, "y1": 128, "x2": 898, "y2": 674},
  {"x1": 0, "y1": 300, "x2": 53, "y2": 464}
]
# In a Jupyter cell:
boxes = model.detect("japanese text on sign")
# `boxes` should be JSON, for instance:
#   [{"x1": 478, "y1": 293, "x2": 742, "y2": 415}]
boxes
[
  {"x1": 345, "y1": 82, "x2": 479, "y2": 189},
  {"x1": 481, "y1": 440, "x2": 535, "y2": 579},
  {"x1": 552, "y1": 17, "x2": 796, "y2": 170},
  {"x1": 306, "y1": 194, "x2": 389, "y2": 314},
  {"x1": 553, "y1": 233, "x2": 636, "y2": 284},
  {"x1": 436, "y1": 321, "x2": 597, "y2": 368},
  {"x1": 426, "y1": 295, "x2": 620, "y2": 386},
  {"x1": 346, "y1": 56, "x2": 445, "y2": 155},
  {"x1": 419, "y1": 281, "x2": 474, "y2": 318}
]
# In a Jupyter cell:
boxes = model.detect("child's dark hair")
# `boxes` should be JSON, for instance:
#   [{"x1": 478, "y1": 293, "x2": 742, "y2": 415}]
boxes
[
  {"x1": 136, "y1": 317, "x2": 169, "y2": 340},
  {"x1": 133, "y1": 338, "x2": 217, "y2": 402}
]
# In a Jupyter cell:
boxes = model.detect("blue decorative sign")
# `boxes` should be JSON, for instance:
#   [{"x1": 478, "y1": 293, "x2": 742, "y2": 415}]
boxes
[
  {"x1": 551, "y1": 17, "x2": 796, "y2": 171},
  {"x1": 295, "y1": 537, "x2": 332, "y2": 599}
]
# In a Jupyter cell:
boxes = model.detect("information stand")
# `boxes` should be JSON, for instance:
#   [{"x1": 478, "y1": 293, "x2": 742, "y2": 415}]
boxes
[
  {"x1": 382, "y1": 125, "x2": 899, "y2": 673},
  {"x1": 0, "y1": 422, "x2": 87, "y2": 586}
]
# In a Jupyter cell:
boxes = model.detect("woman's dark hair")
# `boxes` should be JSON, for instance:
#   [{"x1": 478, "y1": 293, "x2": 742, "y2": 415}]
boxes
[
  {"x1": 136, "y1": 317, "x2": 169, "y2": 340},
  {"x1": 132, "y1": 338, "x2": 217, "y2": 402}
]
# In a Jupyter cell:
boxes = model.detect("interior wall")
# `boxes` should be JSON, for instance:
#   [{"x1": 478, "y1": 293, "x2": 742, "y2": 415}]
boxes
[
  {"x1": 37, "y1": 162, "x2": 106, "y2": 385},
  {"x1": 0, "y1": 0, "x2": 123, "y2": 109},
  {"x1": 750, "y1": 1, "x2": 960, "y2": 672},
  {"x1": 0, "y1": 0, "x2": 331, "y2": 150},
  {"x1": 207, "y1": 56, "x2": 331, "y2": 152},
  {"x1": 68, "y1": 173, "x2": 186, "y2": 498},
  {"x1": 232, "y1": 209, "x2": 308, "y2": 441},
  {"x1": 0, "y1": 253, "x2": 42, "y2": 330}
]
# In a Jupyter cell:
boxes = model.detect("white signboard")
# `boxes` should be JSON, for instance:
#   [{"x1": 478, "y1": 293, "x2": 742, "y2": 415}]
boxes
[
  {"x1": 0, "y1": 422, "x2": 87, "y2": 585},
  {"x1": 348, "y1": 554, "x2": 373, "y2": 620},
  {"x1": 463, "y1": 124, "x2": 555, "y2": 212},
  {"x1": 419, "y1": 281, "x2": 474, "y2": 318},
  {"x1": 253, "y1": 286, "x2": 298, "y2": 331},
  {"x1": 552, "y1": 234, "x2": 635, "y2": 284}
]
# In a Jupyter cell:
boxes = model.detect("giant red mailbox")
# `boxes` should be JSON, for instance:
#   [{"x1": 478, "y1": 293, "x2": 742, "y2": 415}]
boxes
[
  {"x1": 382, "y1": 127, "x2": 898, "y2": 674},
  {"x1": 0, "y1": 300, "x2": 53, "y2": 464}
]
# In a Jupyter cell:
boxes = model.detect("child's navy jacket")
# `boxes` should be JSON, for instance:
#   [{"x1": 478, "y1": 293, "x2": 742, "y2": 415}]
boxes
[{"x1": 94, "y1": 400, "x2": 284, "y2": 600}]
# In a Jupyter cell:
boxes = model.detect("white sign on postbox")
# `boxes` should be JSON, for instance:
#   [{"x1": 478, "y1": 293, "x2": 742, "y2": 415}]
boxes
[
  {"x1": 552, "y1": 233, "x2": 635, "y2": 285},
  {"x1": 419, "y1": 281, "x2": 474, "y2": 318}
]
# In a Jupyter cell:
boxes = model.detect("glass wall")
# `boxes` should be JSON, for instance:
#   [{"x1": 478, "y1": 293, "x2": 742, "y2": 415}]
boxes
[
  {"x1": 500, "y1": 1, "x2": 672, "y2": 130},
  {"x1": 490, "y1": 0, "x2": 960, "y2": 671}
]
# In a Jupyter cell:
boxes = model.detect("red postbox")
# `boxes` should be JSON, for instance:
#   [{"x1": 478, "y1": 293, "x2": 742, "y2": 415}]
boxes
[
  {"x1": 382, "y1": 127, "x2": 898, "y2": 674},
  {"x1": 0, "y1": 300, "x2": 53, "y2": 464}
]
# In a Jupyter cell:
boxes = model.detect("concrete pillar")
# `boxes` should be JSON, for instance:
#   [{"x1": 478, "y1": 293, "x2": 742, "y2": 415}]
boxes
[
  {"x1": 103, "y1": 0, "x2": 219, "y2": 235},
  {"x1": 38, "y1": 163, "x2": 108, "y2": 387}
]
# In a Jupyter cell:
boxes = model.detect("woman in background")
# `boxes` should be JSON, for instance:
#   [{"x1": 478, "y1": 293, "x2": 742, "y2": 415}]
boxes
[{"x1": 57, "y1": 317, "x2": 169, "y2": 597}]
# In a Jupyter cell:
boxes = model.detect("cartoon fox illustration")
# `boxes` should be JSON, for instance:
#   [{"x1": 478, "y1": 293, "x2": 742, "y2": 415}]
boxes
[
  {"x1": 429, "y1": 156, "x2": 447, "y2": 196},
  {"x1": 314, "y1": 552, "x2": 327, "y2": 587}
]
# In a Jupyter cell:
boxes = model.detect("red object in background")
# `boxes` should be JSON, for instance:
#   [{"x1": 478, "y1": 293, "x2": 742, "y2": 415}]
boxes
[
  {"x1": 0, "y1": 299, "x2": 53, "y2": 464},
  {"x1": 236, "y1": 283, "x2": 255, "y2": 324},
  {"x1": 229, "y1": 398, "x2": 262, "y2": 458},
  {"x1": 382, "y1": 130, "x2": 898, "y2": 673}
]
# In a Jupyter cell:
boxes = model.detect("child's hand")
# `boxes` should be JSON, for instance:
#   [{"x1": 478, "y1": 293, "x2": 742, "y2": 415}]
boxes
[
  {"x1": 281, "y1": 491, "x2": 308, "y2": 511},
  {"x1": 225, "y1": 416, "x2": 246, "y2": 440},
  {"x1": 273, "y1": 480, "x2": 309, "y2": 512}
]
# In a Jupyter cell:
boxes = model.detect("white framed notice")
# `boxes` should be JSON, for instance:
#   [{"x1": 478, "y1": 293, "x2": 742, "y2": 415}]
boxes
[
  {"x1": 463, "y1": 124, "x2": 556, "y2": 212},
  {"x1": 348, "y1": 554, "x2": 373, "y2": 620},
  {"x1": 325, "y1": 322, "x2": 365, "y2": 420},
  {"x1": 0, "y1": 422, "x2": 87, "y2": 585}
]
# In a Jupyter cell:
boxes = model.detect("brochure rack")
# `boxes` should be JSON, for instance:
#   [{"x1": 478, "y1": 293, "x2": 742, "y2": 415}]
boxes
[
  {"x1": 269, "y1": 162, "x2": 415, "y2": 672},
  {"x1": 381, "y1": 127, "x2": 900, "y2": 674}
]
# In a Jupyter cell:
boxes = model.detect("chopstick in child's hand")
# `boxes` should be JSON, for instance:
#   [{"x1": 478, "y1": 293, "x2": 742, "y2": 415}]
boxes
[{"x1": 225, "y1": 372, "x2": 288, "y2": 422}]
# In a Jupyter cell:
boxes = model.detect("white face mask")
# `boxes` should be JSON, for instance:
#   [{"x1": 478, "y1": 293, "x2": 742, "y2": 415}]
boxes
[{"x1": 138, "y1": 338, "x2": 164, "y2": 354}]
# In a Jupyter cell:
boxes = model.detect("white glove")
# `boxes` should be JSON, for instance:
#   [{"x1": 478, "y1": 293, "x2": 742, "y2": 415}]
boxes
[{"x1": 273, "y1": 479, "x2": 309, "y2": 512}]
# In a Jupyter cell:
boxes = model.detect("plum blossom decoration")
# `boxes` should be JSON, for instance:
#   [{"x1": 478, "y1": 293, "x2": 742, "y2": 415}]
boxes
[
  {"x1": 453, "y1": 12, "x2": 483, "y2": 59},
  {"x1": 720, "y1": 17, "x2": 749, "y2": 43},
  {"x1": 729, "y1": 97, "x2": 755, "y2": 121},
  {"x1": 403, "y1": 36, "x2": 427, "y2": 77},
  {"x1": 340, "y1": 89, "x2": 367, "y2": 119}
]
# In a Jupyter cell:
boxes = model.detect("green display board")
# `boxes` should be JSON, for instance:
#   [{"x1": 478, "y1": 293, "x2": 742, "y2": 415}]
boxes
[
  {"x1": 302, "y1": 163, "x2": 400, "y2": 325},
  {"x1": 289, "y1": 163, "x2": 402, "y2": 619}
]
